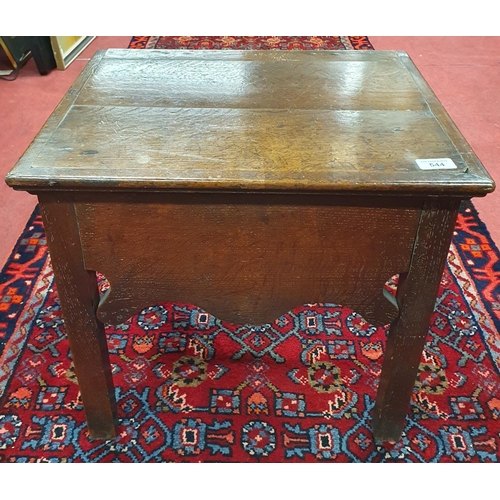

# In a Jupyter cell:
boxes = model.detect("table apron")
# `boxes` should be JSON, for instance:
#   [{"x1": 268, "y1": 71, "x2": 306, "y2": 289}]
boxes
[{"x1": 69, "y1": 193, "x2": 424, "y2": 326}]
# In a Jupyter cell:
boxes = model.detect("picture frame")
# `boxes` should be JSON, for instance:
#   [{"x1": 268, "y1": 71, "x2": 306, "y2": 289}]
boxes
[{"x1": 50, "y1": 36, "x2": 95, "y2": 70}]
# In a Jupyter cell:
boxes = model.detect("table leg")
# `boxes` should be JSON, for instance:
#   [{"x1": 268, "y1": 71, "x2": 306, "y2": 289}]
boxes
[
  {"x1": 372, "y1": 198, "x2": 460, "y2": 444},
  {"x1": 39, "y1": 195, "x2": 117, "y2": 439}
]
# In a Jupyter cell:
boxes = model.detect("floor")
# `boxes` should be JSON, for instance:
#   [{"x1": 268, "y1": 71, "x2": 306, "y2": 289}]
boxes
[{"x1": 1, "y1": 36, "x2": 499, "y2": 270}]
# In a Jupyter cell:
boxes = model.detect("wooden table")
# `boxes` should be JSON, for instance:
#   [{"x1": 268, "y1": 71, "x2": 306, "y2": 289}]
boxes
[{"x1": 6, "y1": 49, "x2": 495, "y2": 444}]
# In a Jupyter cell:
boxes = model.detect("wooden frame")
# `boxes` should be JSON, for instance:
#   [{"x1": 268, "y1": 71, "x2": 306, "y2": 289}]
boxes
[{"x1": 50, "y1": 36, "x2": 95, "y2": 70}]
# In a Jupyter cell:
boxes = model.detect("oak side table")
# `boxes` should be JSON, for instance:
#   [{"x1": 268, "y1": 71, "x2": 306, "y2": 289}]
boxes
[{"x1": 6, "y1": 49, "x2": 495, "y2": 443}]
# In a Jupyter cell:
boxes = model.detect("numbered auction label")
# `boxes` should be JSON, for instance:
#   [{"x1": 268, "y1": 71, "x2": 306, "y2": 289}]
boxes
[{"x1": 415, "y1": 158, "x2": 458, "y2": 170}]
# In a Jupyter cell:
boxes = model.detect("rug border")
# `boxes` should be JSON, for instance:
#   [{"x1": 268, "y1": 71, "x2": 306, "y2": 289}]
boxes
[
  {"x1": 459, "y1": 201, "x2": 500, "y2": 331},
  {"x1": 0, "y1": 207, "x2": 42, "y2": 278}
]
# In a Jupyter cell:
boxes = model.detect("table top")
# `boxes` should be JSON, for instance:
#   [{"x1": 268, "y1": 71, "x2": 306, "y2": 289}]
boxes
[{"x1": 6, "y1": 49, "x2": 494, "y2": 196}]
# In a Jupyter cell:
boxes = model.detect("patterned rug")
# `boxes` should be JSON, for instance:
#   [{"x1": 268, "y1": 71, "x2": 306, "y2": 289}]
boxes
[
  {"x1": 0, "y1": 37, "x2": 499, "y2": 462},
  {"x1": 127, "y1": 36, "x2": 375, "y2": 51}
]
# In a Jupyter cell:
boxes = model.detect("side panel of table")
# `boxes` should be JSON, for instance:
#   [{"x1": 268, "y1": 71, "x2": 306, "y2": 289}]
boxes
[{"x1": 74, "y1": 192, "x2": 421, "y2": 327}]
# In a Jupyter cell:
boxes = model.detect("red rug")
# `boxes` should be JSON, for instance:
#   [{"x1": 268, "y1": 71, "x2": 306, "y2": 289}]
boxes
[
  {"x1": 127, "y1": 36, "x2": 375, "y2": 51},
  {"x1": 0, "y1": 37, "x2": 499, "y2": 462}
]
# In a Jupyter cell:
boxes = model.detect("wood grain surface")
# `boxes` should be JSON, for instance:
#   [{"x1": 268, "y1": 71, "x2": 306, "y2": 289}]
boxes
[
  {"x1": 74, "y1": 193, "x2": 421, "y2": 326},
  {"x1": 38, "y1": 194, "x2": 117, "y2": 439},
  {"x1": 6, "y1": 49, "x2": 494, "y2": 196},
  {"x1": 372, "y1": 198, "x2": 460, "y2": 442}
]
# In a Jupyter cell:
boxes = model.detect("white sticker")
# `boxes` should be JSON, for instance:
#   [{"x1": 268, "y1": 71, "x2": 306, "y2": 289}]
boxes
[{"x1": 415, "y1": 158, "x2": 458, "y2": 170}]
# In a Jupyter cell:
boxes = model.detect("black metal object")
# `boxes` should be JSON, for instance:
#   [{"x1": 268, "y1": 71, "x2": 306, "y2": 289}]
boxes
[{"x1": 1, "y1": 36, "x2": 56, "y2": 75}]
